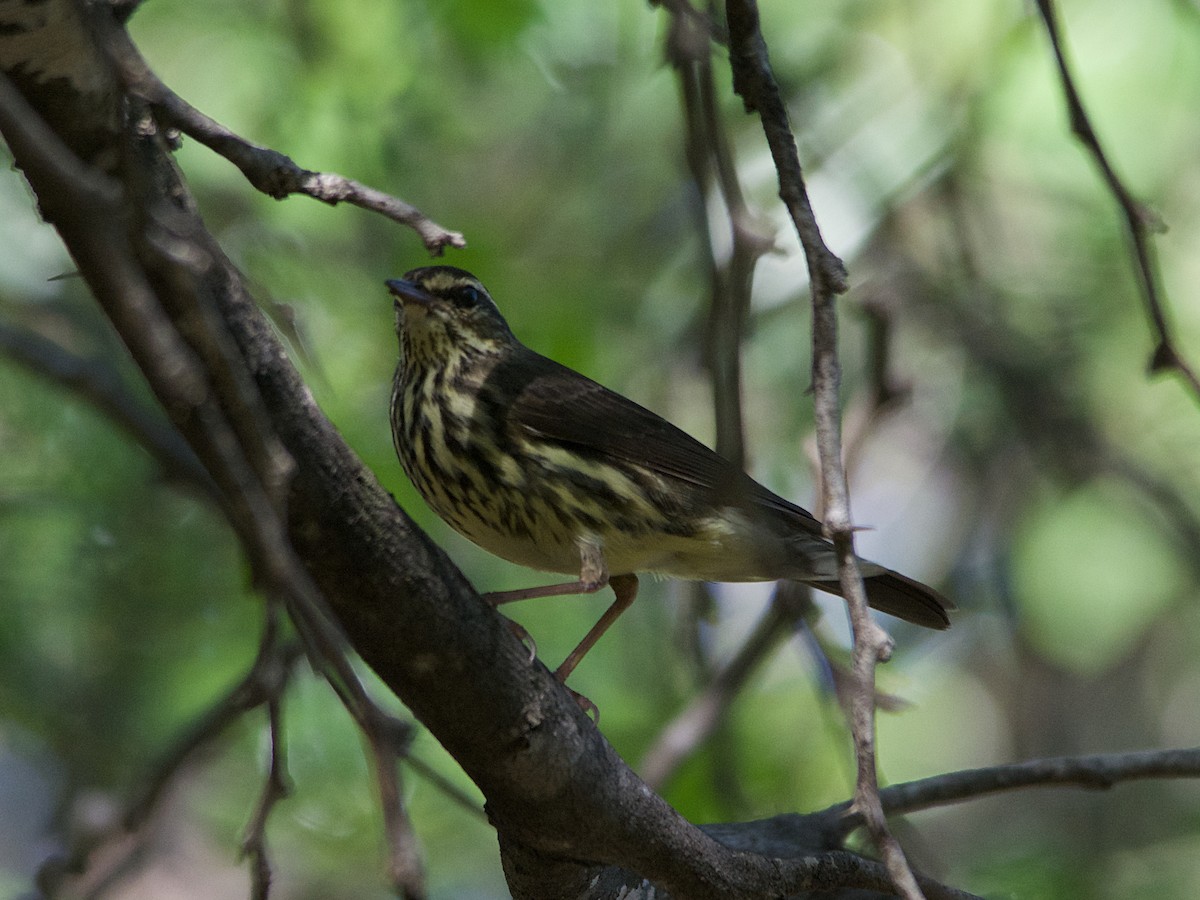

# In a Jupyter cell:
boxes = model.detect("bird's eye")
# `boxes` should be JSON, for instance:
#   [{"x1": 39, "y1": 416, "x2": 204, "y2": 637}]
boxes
[{"x1": 454, "y1": 285, "x2": 481, "y2": 307}]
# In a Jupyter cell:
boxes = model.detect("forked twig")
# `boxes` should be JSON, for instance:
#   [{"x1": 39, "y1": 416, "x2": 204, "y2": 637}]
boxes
[
  {"x1": 241, "y1": 690, "x2": 291, "y2": 900},
  {"x1": 126, "y1": 607, "x2": 299, "y2": 830},
  {"x1": 362, "y1": 715, "x2": 427, "y2": 898}
]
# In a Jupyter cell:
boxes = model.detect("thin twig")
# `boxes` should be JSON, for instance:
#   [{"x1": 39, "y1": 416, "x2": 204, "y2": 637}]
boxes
[
  {"x1": 932, "y1": 171, "x2": 1200, "y2": 579},
  {"x1": 362, "y1": 716, "x2": 428, "y2": 899},
  {"x1": 666, "y1": 0, "x2": 774, "y2": 472},
  {"x1": 1034, "y1": 0, "x2": 1200, "y2": 403},
  {"x1": 102, "y1": 29, "x2": 464, "y2": 256},
  {"x1": 723, "y1": 2, "x2": 923, "y2": 897},
  {"x1": 723, "y1": 2, "x2": 846, "y2": 294},
  {"x1": 125, "y1": 607, "x2": 299, "y2": 830},
  {"x1": 240, "y1": 687, "x2": 291, "y2": 900},
  {"x1": 661, "y1": 0, "x2": 778, "y2": 812}
]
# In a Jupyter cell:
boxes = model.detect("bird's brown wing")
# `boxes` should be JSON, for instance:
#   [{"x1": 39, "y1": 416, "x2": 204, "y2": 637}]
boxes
[
  {"x1": 498, "y1": 350, "x2": 825, "y2": 537},
  {"x1": 499, "y1": 350, "x2": 951, "y2": 630}
]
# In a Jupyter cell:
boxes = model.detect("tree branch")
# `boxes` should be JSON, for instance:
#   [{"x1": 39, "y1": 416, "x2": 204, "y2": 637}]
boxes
[
  {"x1": 1034, "y1": 0, "x2": 1200, "y2": 403},
  {"x1": 362, "y1": 711, "x2": 428, "y2": 899},
  {"x1": 240, "y1": 679, "x2": 291, "y2": 900},
  {"x1": 723, "y1": 2, "x2": 922, "y2": 897},
  {"x1": 823, "y1": 746, "x2": 1200, "y2": 838},
  {"x1": 103, "y1": 23, "x2": 465, "y2": 256}
]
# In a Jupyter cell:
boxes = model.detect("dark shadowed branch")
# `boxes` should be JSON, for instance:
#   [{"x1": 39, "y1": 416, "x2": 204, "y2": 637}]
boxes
[
  {"x1": 823, "y1": 746, "x2": 1200, "y2": 839},
  {"x1": 360, "y1": 710, "x2": 428, "y2": 899},
  {"x1": 240, "y1": 671, "x2": 291, "y2": 900},
  {"x1": 1034, "y1": 0, "x2": 1200, "y2": 403}
]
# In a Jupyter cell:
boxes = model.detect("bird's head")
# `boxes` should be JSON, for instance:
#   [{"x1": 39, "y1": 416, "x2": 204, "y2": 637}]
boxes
[{"x1": 386, "y1": 266, "x2": 514, "y2": 362}]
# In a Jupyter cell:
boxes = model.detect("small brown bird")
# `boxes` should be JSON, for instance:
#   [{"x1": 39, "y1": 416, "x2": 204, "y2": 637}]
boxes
[{"x1": 387, "y1": 266, "x2": 950, "y2": 685}]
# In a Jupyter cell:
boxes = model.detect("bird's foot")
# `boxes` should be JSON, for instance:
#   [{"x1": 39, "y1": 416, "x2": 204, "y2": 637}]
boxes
[
  {"x1": 566, "y1": 685, "x2": 600, "y2": 724},
  {"x1": 499, "y1": 616, "x2": 537, "y2": 664}
]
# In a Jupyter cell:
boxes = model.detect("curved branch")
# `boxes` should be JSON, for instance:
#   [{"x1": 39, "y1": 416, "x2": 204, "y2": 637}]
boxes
[
  {"x1": 105, "y1": 24, "x2": 465, "y2": 256},
  {"x1": 823, "y1": 746, "x2": 1200, "y2": 839},
  {"x1": 1034, "y1": 0, "x2": 1200, "y2": 403}
]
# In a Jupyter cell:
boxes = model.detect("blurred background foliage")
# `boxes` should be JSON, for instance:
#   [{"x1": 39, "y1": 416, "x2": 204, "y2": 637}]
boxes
[{"x1": 2, "y1": 0, "x2": 1200, "y2": 897}]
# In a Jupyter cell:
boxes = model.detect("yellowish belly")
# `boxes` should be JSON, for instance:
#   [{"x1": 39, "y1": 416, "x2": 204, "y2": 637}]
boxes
[{"x1": 447, "y1": 500, "x2": 779, "y2": 583}]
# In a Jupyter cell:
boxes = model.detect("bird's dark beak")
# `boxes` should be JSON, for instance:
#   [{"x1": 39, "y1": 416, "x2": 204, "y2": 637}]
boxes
[{"x1": 386, "y1": 278, "x2": 435, "y2": 307}]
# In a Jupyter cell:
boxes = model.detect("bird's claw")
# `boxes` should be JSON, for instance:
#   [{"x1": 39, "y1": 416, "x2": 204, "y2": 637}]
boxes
[
  {"x1": 501, "y1": 617, "x2": 537, "y2": 664},
  {"x1": 567, "y1": 686, "x2": 600, "y2": 724}
]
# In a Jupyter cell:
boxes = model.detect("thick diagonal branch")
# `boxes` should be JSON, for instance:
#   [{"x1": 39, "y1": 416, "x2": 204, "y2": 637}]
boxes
[{"x1": 0, "y1": 63, "x2": 933, "y2": 900}]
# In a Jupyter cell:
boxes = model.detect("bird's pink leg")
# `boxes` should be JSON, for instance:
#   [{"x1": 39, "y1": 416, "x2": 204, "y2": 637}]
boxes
[
  {"x1": 553, "y1": 573, "x2": 639, "y2": 683},
  {"x1": 481, "y1": 541, "x2": 640, "y2": 717}
]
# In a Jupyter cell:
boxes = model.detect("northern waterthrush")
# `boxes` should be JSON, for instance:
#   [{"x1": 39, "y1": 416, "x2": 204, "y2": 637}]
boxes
[{"x1": 387, "y1": 266, "x2": 950, "y2": 685}]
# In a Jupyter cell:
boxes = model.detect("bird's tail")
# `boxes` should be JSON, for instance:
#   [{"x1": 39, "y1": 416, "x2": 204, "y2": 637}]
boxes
[{"x1": 808, "y1": 567, "x2": 952, "y2": 630}]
